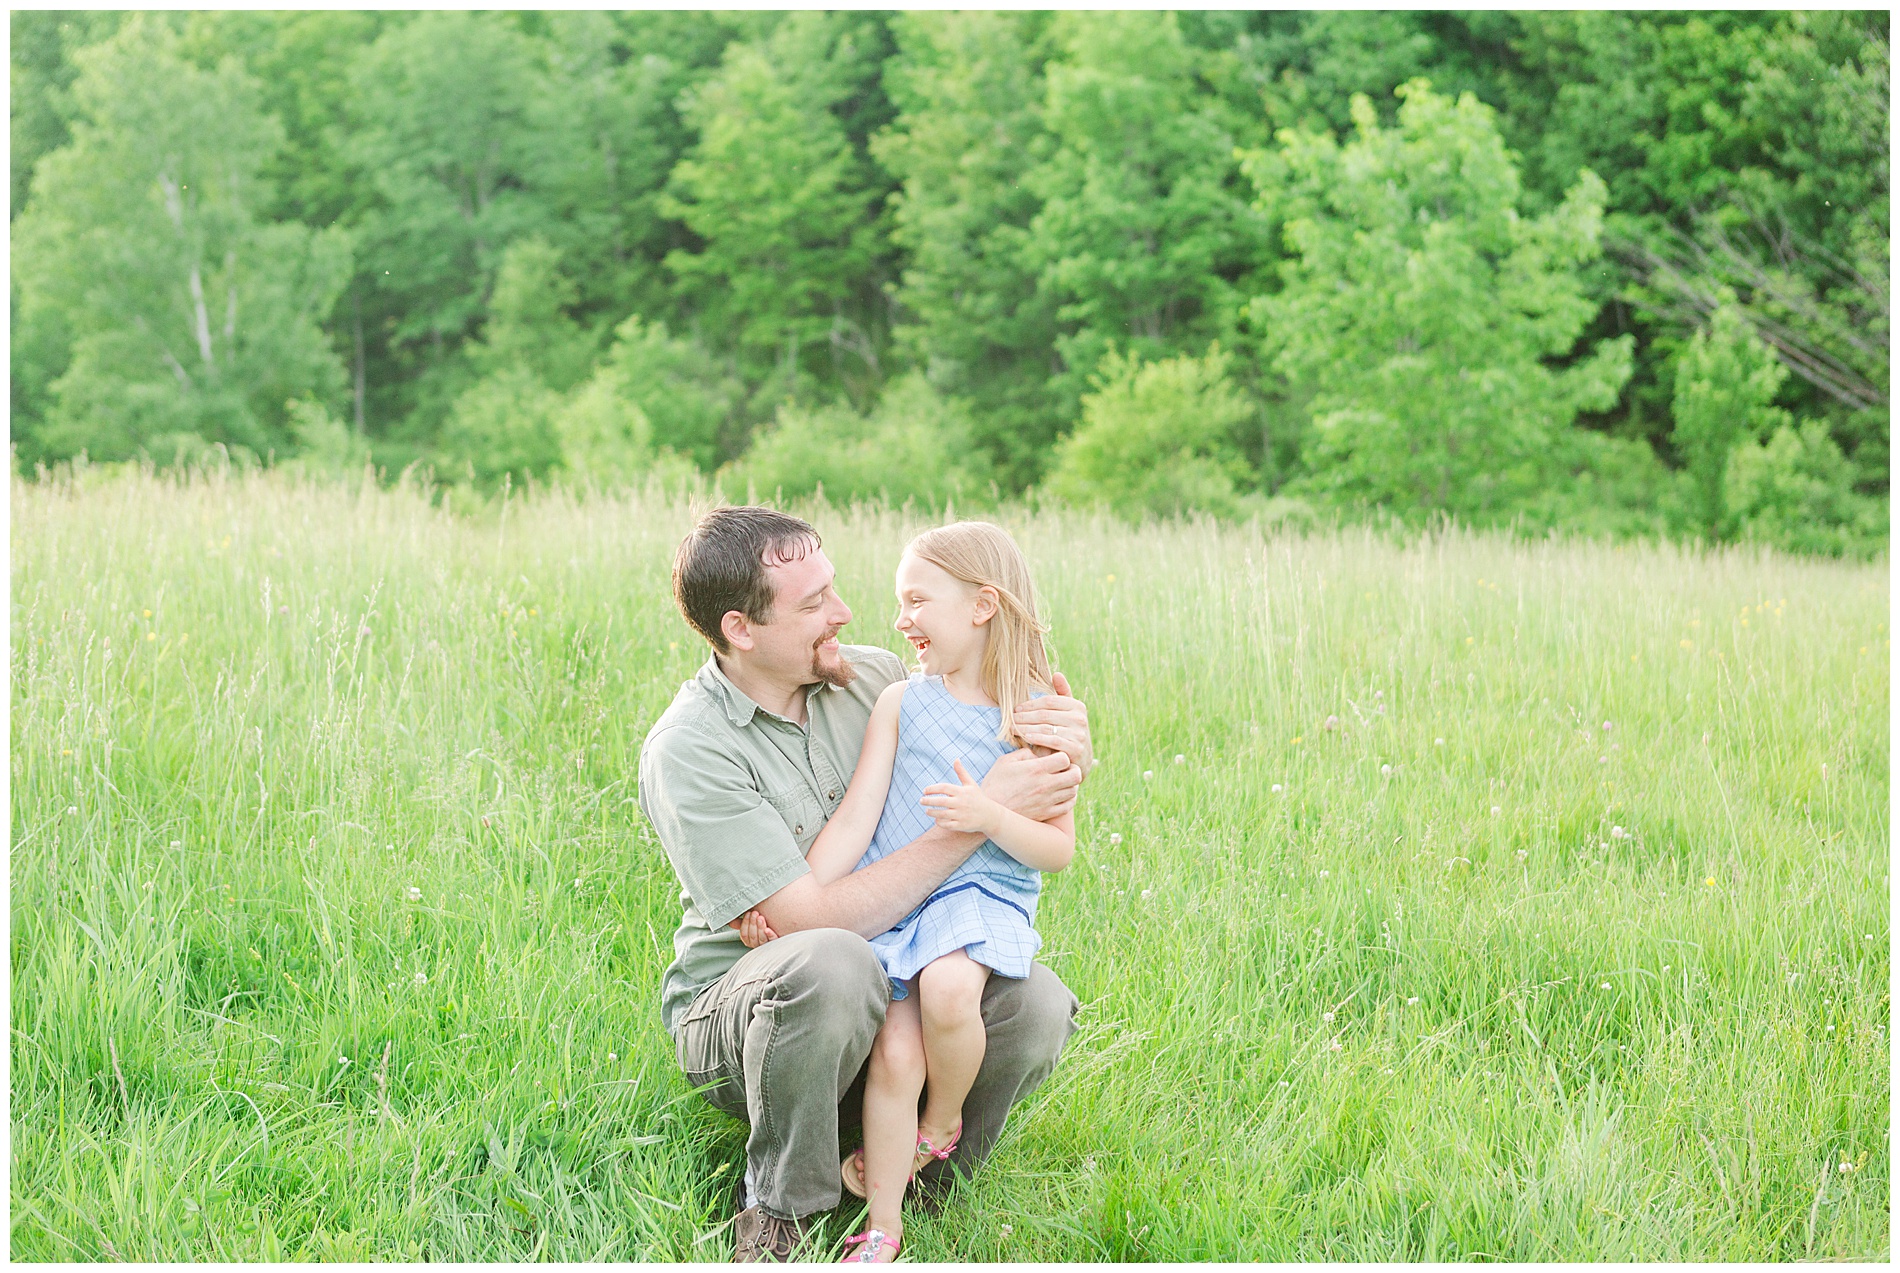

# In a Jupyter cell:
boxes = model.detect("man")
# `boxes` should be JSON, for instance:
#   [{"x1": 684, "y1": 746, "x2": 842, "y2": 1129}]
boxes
[{"x1": 638, "y1": 507, "x2": 1093, "y2": 1261}]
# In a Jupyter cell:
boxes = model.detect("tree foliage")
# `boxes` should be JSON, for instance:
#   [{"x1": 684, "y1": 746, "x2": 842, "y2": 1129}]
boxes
[
  {"x1": 13, "y1": 16, "x2": 350, "y2": 464},
  {"x1": 7, "y1": 11, "x2": 1888, "y2": 554},
  {"x1": 1250, "y1": 84, "x2": 1632, "y2": 522}
]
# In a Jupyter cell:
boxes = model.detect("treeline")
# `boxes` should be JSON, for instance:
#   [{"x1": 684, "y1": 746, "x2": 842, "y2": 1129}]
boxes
[{"x1": 10, "y1": 11, "x2": 1889, "y2": 553}]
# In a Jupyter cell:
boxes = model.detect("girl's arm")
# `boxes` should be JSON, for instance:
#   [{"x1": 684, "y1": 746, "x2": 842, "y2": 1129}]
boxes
[
  {"x1": 801, "y1": 681, "x2": 906, "y2": 885},
  {"x1": 919, "y1": 758, "x2": 1075, "y2": 873}
]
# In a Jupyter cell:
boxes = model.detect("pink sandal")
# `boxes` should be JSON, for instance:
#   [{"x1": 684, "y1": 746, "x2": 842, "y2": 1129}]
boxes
[
  {"x1": 840, "y1": 1121, "x2": 962, "y2": 1199},
  {"x1": 910, "y1": 1120, "x2": 961, "y2": 1175},
  {"x1": 840, "y1": 1228, "x2": 900, "y2": 1263}
]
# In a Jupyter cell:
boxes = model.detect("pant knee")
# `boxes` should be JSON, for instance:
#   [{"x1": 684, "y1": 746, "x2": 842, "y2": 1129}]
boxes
[
  {"x1": 986, "y1": 966, "x2": 1079, "y2": 1065},
  {"x1": 772, "y1": 929, "x2": 886, "y2": 1006}
]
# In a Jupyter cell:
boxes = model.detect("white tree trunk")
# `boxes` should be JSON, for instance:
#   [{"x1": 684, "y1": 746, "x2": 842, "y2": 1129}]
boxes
[{"x1": 189, "y1": 265, "x2": 215, "y2": 371}]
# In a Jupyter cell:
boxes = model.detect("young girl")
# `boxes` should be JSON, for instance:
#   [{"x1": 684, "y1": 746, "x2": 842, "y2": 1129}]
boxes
[{"x1": 738, "y1": 521, "x2": 1074, "y2": 1263}]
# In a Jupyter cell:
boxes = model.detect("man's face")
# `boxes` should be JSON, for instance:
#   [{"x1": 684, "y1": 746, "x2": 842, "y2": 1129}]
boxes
[{"x1": 743, "y1": 545, "x2": 855, "y2": 688}]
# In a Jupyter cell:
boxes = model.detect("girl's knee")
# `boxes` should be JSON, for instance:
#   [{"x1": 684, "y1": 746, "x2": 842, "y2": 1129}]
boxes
[
  {"x1": 869, "y1": 1016, "x2": 926, "y2": 1087},
  {"x1": 919, "y1": 954, "x2": 988, "y2": 1025}
]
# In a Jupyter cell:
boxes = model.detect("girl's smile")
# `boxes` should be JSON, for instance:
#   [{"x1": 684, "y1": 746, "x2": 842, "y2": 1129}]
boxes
[{"x1": 892, "y1": 552, "x2": 993, "y2": 689}]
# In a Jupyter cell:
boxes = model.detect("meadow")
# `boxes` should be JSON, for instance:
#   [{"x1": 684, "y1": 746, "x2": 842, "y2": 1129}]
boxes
[{"x1": 9, "y1": 466, "x2": 1889, "y2": 1261}]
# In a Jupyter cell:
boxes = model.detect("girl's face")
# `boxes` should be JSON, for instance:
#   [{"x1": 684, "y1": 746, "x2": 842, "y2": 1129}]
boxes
[{"x1": 893, "y1": 552, "x2": 995, "y2": 677}]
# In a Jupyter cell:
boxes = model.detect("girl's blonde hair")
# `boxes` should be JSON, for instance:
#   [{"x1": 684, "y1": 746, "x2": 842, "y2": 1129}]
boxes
[{"x1": 905, "y1": 520, "x2": 1052, "y2": 747}]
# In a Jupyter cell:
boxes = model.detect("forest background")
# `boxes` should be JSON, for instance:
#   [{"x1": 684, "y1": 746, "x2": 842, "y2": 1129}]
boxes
[{"x1": 9, "y1": 10, "x2": 1891, "y2": 556}]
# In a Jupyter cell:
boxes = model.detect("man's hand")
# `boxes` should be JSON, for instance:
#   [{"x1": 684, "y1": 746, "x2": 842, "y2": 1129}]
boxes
[
  {"x1": 729, "y1": 909, "x2": 780, "y2": 948},
  {"x1": 1012, "y1": 670, "x2": 1094, "y2": 773},
  {"x1": 921, "y1": 759, "x2": 1005, "y2": 835},
  {"x1": 981, "y1": 745, "x2": 1081, "y2": 823}
]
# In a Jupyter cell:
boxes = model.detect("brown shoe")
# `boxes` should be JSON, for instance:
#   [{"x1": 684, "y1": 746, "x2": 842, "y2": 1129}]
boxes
[{"x1": 732, "y1": 1205, "x2": 813, "y2": 1263}]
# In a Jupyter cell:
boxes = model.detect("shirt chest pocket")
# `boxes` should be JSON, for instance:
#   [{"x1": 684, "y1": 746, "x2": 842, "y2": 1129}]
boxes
[{"x1": 762, "y1": 785, "x2": 824, "y2": 854}]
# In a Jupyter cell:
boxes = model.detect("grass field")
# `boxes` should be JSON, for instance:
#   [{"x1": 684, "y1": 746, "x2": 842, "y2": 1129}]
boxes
[{"x1": 9, "y1": 466, "x2": 1890, "y2": 1261}]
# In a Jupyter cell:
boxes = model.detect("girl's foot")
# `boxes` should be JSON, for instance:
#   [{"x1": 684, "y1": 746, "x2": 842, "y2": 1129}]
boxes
[
  {"x1": 840, "y1": 1227, "x2": 901, "y2": 1263},
  {"x1": 910, "y1": 1119, "x2": 962, "y2": 1176}
]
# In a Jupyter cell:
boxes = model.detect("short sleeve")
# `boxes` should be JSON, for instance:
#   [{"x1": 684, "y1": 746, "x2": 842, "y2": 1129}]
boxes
[{"x1": 638, "y1": 725, "x2": 811, "y2": 930}]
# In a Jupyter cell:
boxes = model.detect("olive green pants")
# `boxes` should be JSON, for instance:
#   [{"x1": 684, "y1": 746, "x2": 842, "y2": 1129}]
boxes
[{"x1": 672, "y1": 927, "x2": 1079, "y2": 1222}]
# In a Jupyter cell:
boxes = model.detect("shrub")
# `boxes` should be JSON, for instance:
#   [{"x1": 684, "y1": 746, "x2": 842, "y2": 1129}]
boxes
[
  {"x1": 1669, "y1": 304, "x2": 1791, "y2": 539},
  {"x1": 435, "y1": 367, "x2": 562, "y2": 488},
  {"x1": 1727, "y1": 421, "x2": 1888, "y2": 558},
  {"x1": 1041, "y1": 346, "x2": 1254, "y2": 520},
  {"x1": 720, "y1": 373, "x2": 988, "y2": 508}
]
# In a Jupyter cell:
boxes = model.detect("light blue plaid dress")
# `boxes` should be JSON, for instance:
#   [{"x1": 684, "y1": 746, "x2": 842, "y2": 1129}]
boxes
[{"x1": 859, "y1": 673, "x2": 1043, "y2": 999}]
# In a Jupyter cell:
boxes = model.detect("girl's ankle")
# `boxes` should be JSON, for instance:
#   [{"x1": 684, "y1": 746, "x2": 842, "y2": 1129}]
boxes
[{"x1": 917, "y1": 1114, "x2": 960, "y2": 1150}]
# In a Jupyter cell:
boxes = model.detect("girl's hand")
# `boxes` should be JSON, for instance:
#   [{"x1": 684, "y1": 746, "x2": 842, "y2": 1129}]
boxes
[
  {"x1": 921, "y1": 759, "x2": 1002, "y2": 835},
  {"x1": 730, "y1": 908, "x2": 779, "y2": 948}
]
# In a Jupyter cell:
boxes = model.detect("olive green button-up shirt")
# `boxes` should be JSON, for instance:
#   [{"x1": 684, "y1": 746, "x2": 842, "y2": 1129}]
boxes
[{"x1": 639, "y1": 644, "x2": 906, "y2": 1035}]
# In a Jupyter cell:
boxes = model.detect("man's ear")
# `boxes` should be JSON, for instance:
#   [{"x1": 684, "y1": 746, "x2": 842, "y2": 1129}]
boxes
[
  {"x1": 972, "y1": 585, "x2": 1000, "y2": 627},
  {"x1": 721, "y1": 610, "x2": 755, "y2": 652}
]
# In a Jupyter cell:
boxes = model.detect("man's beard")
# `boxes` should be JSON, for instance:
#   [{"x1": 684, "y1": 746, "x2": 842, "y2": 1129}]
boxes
[{"x1": 811, "y1": 634, "x2": 856, "y2": 689}]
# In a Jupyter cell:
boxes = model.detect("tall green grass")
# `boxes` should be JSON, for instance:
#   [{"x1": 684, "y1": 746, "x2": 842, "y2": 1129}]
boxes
[{"x1": 10, "y1": 466, "x2": 1889, "y2": 1260}]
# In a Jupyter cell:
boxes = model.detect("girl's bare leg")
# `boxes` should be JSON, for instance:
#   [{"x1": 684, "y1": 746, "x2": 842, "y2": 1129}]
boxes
[
  {"x1": 915, "y1": 950, "x2": 991, "y2": 1157},
  {"x1": 860, "y1": 991, "x2": 925, "y2": 1239}
]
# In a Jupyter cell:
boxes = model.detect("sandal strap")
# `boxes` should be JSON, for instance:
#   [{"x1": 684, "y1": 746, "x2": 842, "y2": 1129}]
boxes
[
  {"x1": 842, "y1": 1228, "x2": 898, "y2": 1262},
  {"x1": 918, "y1": 1120, "x2": 962, "y2": 1161}
]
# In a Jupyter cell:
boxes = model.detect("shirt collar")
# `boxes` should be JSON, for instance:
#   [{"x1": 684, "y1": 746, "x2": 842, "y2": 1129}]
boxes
[{"x1": 699, "y1": 652, "x2": 830, "y2": 728}]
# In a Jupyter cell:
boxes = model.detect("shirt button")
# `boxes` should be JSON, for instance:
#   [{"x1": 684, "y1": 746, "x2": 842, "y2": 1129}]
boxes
[
  {"x1": 795, "y1": 825, "x2": 804, "y2": 835},
  {"x1": 828, "y1": 791, "x2": 838, "y2": 800}
]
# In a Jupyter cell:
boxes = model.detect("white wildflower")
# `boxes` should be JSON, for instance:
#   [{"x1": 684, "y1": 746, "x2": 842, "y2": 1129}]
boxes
[
  {"x1": 406, "y1": 886, "x2": 423, "y2": 902},
  {"x1": 413, "y1": 971, "x2": 428, "y2": 986},
  {"x1": 1173, "y1": 754, "x2": 1185, "y2": 765},
  {"x1": 1142, "y1": 770, "x2": 1154, "y2": 781},
  {"x1": 1271, "y1": 783, "x2": 1283, "y2": 793},
  {"x1": 1490, "y1": 806, "x2": 1502, "y2": 816},
  {"x1": 1108, "y1": 833, "x2": 1123, "y2": 846}
]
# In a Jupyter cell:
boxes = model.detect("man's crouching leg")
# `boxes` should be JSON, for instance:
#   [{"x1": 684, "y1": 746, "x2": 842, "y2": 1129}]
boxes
[
  {"x1": 675, "y1": 928, "x2": 889, "y2": 1232},
  {"x1": 913, "y1": 961, "x2": 1079, "y2": 1198}
]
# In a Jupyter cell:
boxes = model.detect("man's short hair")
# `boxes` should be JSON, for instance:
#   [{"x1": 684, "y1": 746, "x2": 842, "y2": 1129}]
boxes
[{"x1": 673, "y1": 506, "x2": 821, "y2": 654}]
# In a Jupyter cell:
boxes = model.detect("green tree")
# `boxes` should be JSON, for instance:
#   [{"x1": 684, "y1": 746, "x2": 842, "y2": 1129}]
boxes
[
  {"x1": 525, "y1": 12, "x2": 722, "y2": 330},
  {"x1": 1668, "y1": 303, "x2": 1791, "y2": 540},
  {"x1": 436, "y1": 238, "x2": 597, "y2": 487},
  {"x1": 662, "y1": 13, "x2": 894, "y2": 417},
  {"x1": 1023, "y1": 12, "x2": 1269, "y2": 435},
  {"x1": 13, "y1": 16, "x2": 351, "y2": 464},
  {"x1": 1726, "y1": 420, "x2": 1884, "y2": 558},
  {"x1": 343, "y1": 12, "x2": 551, "y2": 441},
  {"x1": 1249, "y1": 83, "x2": 1632, "y2": 522},
  {"x1": 1501, "y1": 13, "x2": 1889, "y2": 480},
  {"x1": 876, "y1": 11, "x2": 1059, "y2": 487},
  {"x1": 720, "y1": 372, "x2": 985, "y2": 508},
  {"x1": 595, "y1": 316, "x2": 741, "y2": 471},
  {"x1": 1042, "y1": 346, "x2": 1255, "y2": 520}
]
